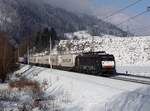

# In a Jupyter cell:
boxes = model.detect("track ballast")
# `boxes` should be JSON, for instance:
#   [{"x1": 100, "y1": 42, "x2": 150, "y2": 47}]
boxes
[{"x1": 111, "y1": 73, "x2": 150, "y2": 85}]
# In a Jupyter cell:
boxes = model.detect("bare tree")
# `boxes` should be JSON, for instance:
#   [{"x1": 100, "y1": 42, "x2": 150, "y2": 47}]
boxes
[{"x1": 0, "y1": 32, "x2": 16, "y2": 83}]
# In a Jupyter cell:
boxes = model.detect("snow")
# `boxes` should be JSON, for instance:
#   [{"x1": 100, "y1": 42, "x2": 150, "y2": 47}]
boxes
[
  {"x1": 100, "y1": 87, "x2": 150, "y2": 111},
  {"x1": 12, "y1": 31, "x2": 150, "y2": 110},
  {"x1": 53, "y1": 31, "x2": 150, "y2": 77},
  {"x1": 117, "y1": 65, "x2": 150, "y2": 77},
  {"x1": 14, "y1": 65, "x2": 150, "y2": 111},
  {"x1": 0, "y1": 10, "x2": 12, "y2": 24},
  {"x1": 0, "y1": 83, "x2": 8, "y2": 90},
  {"x1": 60, "y1": 31, "x2": 150, "y2": 66},
  {"x1": 65, "y1": 31, "x2": 92, "y2": 39}
]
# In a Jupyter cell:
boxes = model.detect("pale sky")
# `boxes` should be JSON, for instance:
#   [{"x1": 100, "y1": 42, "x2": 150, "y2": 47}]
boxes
[{"x1": 45, "y1": 0, "x2": 150, "y2": 35}]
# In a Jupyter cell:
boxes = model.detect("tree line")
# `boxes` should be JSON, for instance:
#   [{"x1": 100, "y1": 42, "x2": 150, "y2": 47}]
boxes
[
  {"x1": 18, "y1": 27, "x2": 60, "y2": 56},
  {"x1": 0, "y1": 27, "x2": 59, "y2": 82},
  {"x1": 33, "y1": 27, "x2": 59, "y2": 52}
]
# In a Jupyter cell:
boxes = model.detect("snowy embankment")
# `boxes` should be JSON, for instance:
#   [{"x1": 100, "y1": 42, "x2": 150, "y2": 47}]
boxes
[{"x1": 15, "y1": 65, "x2": 150, "y2": 111}]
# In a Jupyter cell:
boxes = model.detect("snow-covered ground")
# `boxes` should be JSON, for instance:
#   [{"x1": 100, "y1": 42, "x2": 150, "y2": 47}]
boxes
[
  {"x1": 58, "y1": 32, "x2": 150, "y2": 77},
  {"x1": 117, "y1": 65, "x2": 150, "y2": 77},
  {"x1": 32, "y1": 31, "x2": 150, "y2": 77},
  {"x1": 11, "y1": 65, "x2": 150, "y2": 111},
  {"x1": 60, "y1": 31, "x2": 150, "y2": 66},
  {"x1": 0, "y1": 83, "x2": 8, "y2": 90}
]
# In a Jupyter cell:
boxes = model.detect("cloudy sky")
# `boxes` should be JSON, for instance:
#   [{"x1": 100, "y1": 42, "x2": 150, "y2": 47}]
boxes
[{"x1": 45, "y1": 0, "x2": 150, "y2": 35}]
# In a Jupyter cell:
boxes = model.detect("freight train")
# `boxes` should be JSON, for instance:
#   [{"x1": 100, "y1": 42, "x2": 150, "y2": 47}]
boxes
[{"x1": 27, "y1": 51, "x2": 116, "y2": 76}]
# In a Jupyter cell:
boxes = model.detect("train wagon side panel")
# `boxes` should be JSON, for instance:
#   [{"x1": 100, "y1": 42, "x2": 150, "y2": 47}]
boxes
[
  {"x1": 41, "y1": 55, "x2": 49, "y2": 65},
  {"x1": 59, "y1": 54, "x2": 78, "y2": 67},
  {"x1": 51, "y1": 55, "x2": 58, "y2": 66},
  {"x1": 38, "y1": 55, "x2": 58, "y2": 66}
]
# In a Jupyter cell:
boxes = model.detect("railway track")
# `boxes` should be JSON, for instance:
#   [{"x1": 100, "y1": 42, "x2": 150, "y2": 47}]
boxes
[
  {"x1": 21, "y1": 64, "x2": 150, "y2": 85},
  {"x1": 111, "y1": 73, "x2": 150, "y2": 85}
]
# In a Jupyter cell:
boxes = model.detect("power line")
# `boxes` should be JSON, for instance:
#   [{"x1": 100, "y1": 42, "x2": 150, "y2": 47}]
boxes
[
  {"x1": 132, "y1": 25, "x2": 150, "y2": 35},
  {"x1": 116, "y1": 10, "x2": 148, "y2": 26},
  {"x1": 131, "y1": 24, "x2": 150, "y2": 31},
  {"x1": 116, "y1": 7, "x2": 150, "y2": 36},
  {"x1": 103, "y1": 0, "x2": 143, "y2": 20},
  {"x1": 134, "y1": 28, "x2": 150, "y2": 36}
]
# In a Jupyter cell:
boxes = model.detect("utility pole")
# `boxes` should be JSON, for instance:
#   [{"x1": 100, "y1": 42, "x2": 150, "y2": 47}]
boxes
[
  {"x1": 17, "y1": 47, "x2": 20, "y2": 63},
  {"x1": 25, "y1": 36, "x2": 30, "y2": 65},
  {"x1": 91, "y1": 35, "x2": 94, "y2": 52},
  {"x1": 91, "y1": 25, "x2": 98, "y2": 52},
  {"x1": 27, "y1": 41, "x2": 30, "y2": 65},
  {"x1": 49, "y1": 35, "x2": 52, "y2": 69}
]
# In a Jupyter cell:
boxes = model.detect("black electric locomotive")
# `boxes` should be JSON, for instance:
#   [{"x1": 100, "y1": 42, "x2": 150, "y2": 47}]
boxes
[{"x1": 75, "y1": 51, "x2": 116, "y2": 75}]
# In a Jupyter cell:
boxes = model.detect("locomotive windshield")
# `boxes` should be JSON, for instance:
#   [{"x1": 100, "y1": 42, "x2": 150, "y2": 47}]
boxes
[
  {"x1": 101, "y1": 55, "x2": 114, "y2": 61},
  {"x1": 101, "y1": 55, "x2": 115, "y2": 68}
]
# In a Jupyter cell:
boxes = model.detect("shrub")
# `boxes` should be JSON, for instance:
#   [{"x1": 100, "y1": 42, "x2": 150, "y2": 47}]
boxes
[{"x1": 9, "y1": 79, "x2": 41, "y2": 93}]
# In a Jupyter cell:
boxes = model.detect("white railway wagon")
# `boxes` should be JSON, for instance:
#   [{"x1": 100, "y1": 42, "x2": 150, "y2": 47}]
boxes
[
  {"x1": 29, "y1": 56, "x2": 37, "y2": 64},
  {"x1": 29, "y1": 54, "x2": 78, "y2": 68},
  {"x1": 28, "y1": 51, "x2": 116, "y2": 75},
  {"x1": 57, "y1": 54, "x2": 78, "y2": 67}
]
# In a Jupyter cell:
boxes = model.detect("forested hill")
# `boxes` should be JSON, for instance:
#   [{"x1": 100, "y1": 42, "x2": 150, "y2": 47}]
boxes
[{"x1": 0, "y1": 0, "x2": 128, "y2": 41}]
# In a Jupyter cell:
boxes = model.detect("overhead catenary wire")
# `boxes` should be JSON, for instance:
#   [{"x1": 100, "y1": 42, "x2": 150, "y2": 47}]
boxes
[
  {"x1": 134, "y1": 28, "x2": 150, "y2": 36},
  {"x1": 116, "y1": 10, "x2": 148, "y2": 26},
  {"x1": 117, "y1": 7, "x2": 150, "y2": 35},
  {"x1": 131, "y1": 24, "x2": 150, "y2": 31},
  {"x1": 103, "y1": 0, "x2": 143, "y2": 20}
]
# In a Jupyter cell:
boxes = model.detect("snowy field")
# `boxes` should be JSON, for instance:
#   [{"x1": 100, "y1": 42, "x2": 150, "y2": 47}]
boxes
[
  {"x1": 61, "y1": 31, "x2": 150, "y2": 65},
  {"x1": 7, "y1": 65, "x2": 150, "y2": 111},
  {"x1": 57, "y1": 31, "x2": 150, "y2": 77},
  {"x1": 117, "y1": 65, "x2": 150, "y2": 77}
]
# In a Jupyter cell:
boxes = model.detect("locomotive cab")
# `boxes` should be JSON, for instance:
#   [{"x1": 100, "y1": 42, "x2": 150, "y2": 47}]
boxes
[
  {"x1": 75, "y1": 52, "x2": 116, "y2": 76},
  {"x1": 101, "y1": 54, "x2": 116, "y2": 75}
]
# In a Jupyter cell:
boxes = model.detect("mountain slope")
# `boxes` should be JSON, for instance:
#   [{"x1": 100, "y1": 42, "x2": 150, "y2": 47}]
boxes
[
  {"x1": 0, "y1": 0, "x2": 128, "y2": 40},
  {"x1": 57, "y1": 33, "x2": 150, "y2": 65}
]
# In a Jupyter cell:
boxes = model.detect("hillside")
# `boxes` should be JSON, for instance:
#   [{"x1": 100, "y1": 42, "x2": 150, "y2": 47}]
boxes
[
  {"x1": 0, "y1": 0, "x2": 128, "y2": 40},
  {"x1": 56, "y1": 31, "x2": 150, "y2": 65}
]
